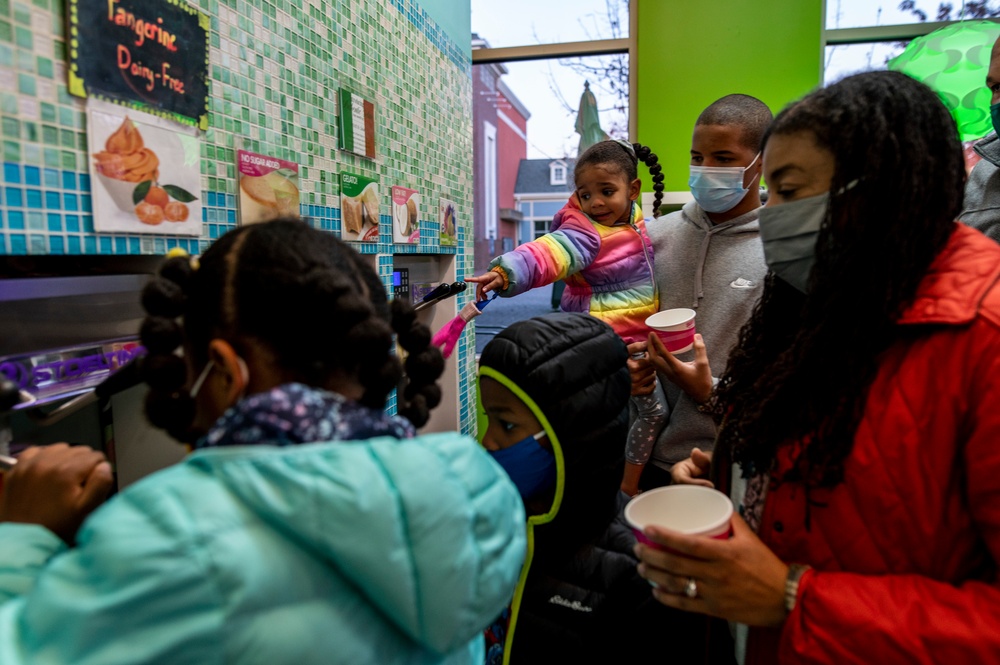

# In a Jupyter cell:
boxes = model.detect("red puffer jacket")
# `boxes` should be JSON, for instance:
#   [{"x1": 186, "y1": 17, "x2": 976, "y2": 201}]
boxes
[{"x1": 746, "y1": 224, "x2": 1000, "y2": 664}]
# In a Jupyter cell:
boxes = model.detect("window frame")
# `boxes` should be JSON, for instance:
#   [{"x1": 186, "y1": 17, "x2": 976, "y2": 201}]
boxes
[
  {"x1": 471, "y1": 0, "x2": 638, "y2": 138},
  {"x1": 821, "y1": 1, "x2": 999, "y2": 79}
]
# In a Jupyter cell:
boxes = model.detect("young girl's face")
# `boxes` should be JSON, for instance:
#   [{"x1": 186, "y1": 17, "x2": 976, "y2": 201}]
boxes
[{"x1": 575, "y1": 164, "x2": 641, "y2": 226}]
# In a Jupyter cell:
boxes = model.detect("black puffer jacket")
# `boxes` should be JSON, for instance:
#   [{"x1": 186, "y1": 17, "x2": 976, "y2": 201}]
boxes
[
  {"x1": 480, "y1": 313, "x2": 736, "y2": 665},
  {"x1": 479, "y1": 314, "x2": 643, "y2": 663}
]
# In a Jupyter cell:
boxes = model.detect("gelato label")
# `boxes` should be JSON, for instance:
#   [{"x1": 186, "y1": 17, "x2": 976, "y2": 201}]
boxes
[
  {"x1": 340, "y1": 172, "x2": 380, "y2": 242},
  {"x1": 340, "y1": 172, "x2": 376, "y2": 198}
]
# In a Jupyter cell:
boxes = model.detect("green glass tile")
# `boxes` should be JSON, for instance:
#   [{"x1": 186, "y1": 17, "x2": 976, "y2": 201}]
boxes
[
  {"x1": 40, "y1": 101, "x2": 55, "y2": 122},
  {"x1": 30, "y1": 0, "x2": 47, "y2": 9},
  {"x1": 17, "y1": 71, "x2": 34, "y2": 94},
  {"x1": 1, "y1": 116, "x2": 16, "y2": 137},
  {"x1": 0, "y1": 20, "x2": 11, "y2": 42},
  {"x1": 22, "y1": 120, "x2": 35, "y2": 141},
  {"x1": 36, "y1": 56, "x2": 51, "y2": 78},
  {"x1": 60, "y1": 149, "x2": 74, "y2": 169},
  {"x1": 57, "y1": 105, "x2": 73, "y2": 126},
  {"x1": 0, "y1": 0, "x2": 9, "y2": 15},
  {"x1": 0, "y1": 43, "x2": 11, "y2": 67},
  {"x1": 42, "y1": 146, "x2": 58, "y2": 167},
  {"x1": 22, "y1": 141, "x2": 39, "y2": 164},
  {"x1": 3, "y1": 139, "x2": 20, "y2": 161},
  {"x1": 27, "y1": 211, "x2": 43, "y2": 230},
  {"x1": 12, "y1": 2, "x2": 27, "y2": 24},
  {"x1": 15, "y1": 47, "x2": 31, "y2": 71},
  {"x1": 14, "y1": 24, "x2": 29, "y2": 48},
  {"x1": 59, "y1": 127, "x2": 73, "y2": 147},
  {"x1": 40, "y1": 124, "x2": 58, "y2": 145}
]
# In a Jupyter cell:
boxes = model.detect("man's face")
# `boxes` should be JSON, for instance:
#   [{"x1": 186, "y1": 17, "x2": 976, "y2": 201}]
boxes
[{"x1": 987, "y1": 38, "x2": 1000, "y2": 106}]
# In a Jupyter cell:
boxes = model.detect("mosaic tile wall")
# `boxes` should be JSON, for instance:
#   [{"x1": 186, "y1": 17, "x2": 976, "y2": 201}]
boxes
[{"x1": 0, "y1": 0, "x2": 478, "y2": 435}]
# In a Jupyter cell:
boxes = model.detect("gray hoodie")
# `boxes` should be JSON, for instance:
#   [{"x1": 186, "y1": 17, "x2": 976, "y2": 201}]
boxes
[
  {"x1": 962, "y1": 133, "x2": 1000, "y2": 243},
  {"x1": 643, "y1": 200, "x2": 767, "y2": 470}
]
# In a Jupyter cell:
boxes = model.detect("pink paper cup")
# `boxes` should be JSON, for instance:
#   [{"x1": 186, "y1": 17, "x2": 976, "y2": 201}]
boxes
[
  {"x1": 645, "y1": 308, "x2": 697, "y2": 354},
  {"x1": 624, "y1": 485, "x2": 733, "y2": 551}
]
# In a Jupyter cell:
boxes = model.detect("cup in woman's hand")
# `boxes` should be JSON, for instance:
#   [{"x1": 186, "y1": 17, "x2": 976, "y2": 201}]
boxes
[{"x1": 624, "y1": 485, "x2": 733, "y2": 551}]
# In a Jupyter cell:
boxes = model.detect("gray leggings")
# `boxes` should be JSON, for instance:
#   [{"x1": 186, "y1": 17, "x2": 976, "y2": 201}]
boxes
[{"x1": 626, "y1": 377, "x2": 669, "y2": 464}]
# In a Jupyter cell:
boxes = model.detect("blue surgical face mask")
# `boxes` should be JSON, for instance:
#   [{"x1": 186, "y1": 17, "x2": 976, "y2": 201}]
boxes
[
  {"x1": 689, "y1": 152, "x2": 760, "y2": 213},
  {"x1": 991, "y1": 101, "x2": 1000, "y2": 137},
  {"x1": 758, "y1": 191, "x2": 829, "y2": 293},
  {"x1": 489, "y1": 430, "x2": 555, "y2": 499}
]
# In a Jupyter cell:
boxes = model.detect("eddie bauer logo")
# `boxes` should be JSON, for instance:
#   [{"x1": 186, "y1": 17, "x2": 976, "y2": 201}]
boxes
[
  {"x1": 548, "y1": 595, "x2": 592, "y2": 612},
  {"x1": 730, "y1": 277, "x2": 755, "y2": 289}
]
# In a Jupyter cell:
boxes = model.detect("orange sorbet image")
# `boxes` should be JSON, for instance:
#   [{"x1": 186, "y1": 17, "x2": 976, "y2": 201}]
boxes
[{"x1": 93, "y1": 117, "x2": 160, "y2": 183}]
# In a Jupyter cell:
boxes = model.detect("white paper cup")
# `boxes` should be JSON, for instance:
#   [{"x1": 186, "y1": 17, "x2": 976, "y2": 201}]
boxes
[
  {"x1": 645, "y1": 308, "x2": 697, "y2": 354},
  {"x1": 624, "y1": 485, "x2": 733, "y2": 550}
]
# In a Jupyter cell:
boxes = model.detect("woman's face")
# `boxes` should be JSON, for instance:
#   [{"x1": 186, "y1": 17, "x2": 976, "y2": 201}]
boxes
[
  {"x1": 762, "y1": 130, "x2": 836, "y2": 208},
  {"x1": 479, "y1": 377, "x2": 545, "y2": 452}
]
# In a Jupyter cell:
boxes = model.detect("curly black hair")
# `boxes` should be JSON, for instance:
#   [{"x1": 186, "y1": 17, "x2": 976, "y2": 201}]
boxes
[
  {"x1": 139, "y1": 218, "x2": 443, "y2": 442},
  {"x1": 711, "y1": 71, "x2": 965, "y2": 490},
  {"x1": 574, "y1": 140, "x2": 666, "y2": 217}
]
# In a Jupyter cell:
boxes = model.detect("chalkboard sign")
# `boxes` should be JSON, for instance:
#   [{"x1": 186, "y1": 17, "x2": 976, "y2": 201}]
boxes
[{"x1": 67, "y1": 0, "x2": 210, "y2": 129}]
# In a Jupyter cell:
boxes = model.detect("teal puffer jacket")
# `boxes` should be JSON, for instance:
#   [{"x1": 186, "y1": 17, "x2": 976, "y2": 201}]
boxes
[{"x1": 0, "y1": 433, "x2": 527, "y2": 664}]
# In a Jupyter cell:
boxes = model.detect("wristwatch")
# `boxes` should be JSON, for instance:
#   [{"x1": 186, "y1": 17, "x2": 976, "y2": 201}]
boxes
[{"x1": 784, "y1": 564, "x2": 811, "y2": 613}]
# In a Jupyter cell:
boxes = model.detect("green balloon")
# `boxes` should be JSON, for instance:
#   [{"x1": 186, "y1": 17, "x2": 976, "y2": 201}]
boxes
[{"x1": 888, "y1": 20, "x2": 1000, "y2": 141}]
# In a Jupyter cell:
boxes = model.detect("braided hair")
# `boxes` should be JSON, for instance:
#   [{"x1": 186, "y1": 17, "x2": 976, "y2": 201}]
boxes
[
  {"x1": 139, "y1": 218, "x2": 443, "y2": 442},
  {"x1": 710, "y1": 71, "x2": 965, "y2": 491},
  {"x1": 573, "y1": 140, "x2": 666, "y2": 217}
]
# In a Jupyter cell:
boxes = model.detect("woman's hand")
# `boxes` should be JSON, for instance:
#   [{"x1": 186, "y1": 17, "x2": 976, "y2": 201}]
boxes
[
  {"x1": 0, "y1": 444, "x2": 113, "y2": 544},
  {"x1": 647, "y1": 332, "x2": 714, "y2": 404},
  {"x1": 627, "y1": 341, "x2": 656, "y2": 396},
  {"x1": 634, "y1": 513, "x2": 789, "y2": 628},
  {"x1": 464, "y1": 272, "x2": 504, "y2": 302},
  {"x1": 671, "y1": 447, "x2": 714, "y2": 487}
]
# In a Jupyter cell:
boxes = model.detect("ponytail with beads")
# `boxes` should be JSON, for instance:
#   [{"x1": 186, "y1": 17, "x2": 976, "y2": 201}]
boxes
[{"x1": 138, "y1": 219, "x2": 444, "y2": 441}]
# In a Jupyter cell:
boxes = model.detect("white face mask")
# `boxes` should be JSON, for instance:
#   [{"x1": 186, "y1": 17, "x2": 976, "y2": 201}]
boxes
[
  {"x1": 188, "y1": 357, "x2": 249, "y2": 399},
  {"x1": 689, "y1": 152, "x2": 761, "y2": 213}
]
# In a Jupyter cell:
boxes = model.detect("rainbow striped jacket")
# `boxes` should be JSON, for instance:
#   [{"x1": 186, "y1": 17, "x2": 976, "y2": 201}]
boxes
[{"x1": 489, "y1": 194, "x2": 658, "y2": 342}]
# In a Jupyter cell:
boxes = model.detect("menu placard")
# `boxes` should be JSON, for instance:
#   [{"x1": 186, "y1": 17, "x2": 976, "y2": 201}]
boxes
[{"x1": 68, "y1": 0, "x2": 210, "y2": 128}]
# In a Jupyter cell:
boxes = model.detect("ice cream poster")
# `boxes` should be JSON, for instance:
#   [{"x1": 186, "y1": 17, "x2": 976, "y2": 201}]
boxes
[
  {"x1": 86, "y1": 101, "x2": 201, "y2": 236},
  {"x1": 340, "y1": 172, "x2": 379, "y2": 243},
  {"x1": 439, "y1": 198, "x2": 457, "y2": 247},
  {"x1": 391, "y1": 186, "x2": 420, "y2": 244},
  {"x1": 68, "y1": 0, "x2": 210, "y2": 129},
  {"x1": 237, "y1": 150, "x2": 300, "y2": 225}
]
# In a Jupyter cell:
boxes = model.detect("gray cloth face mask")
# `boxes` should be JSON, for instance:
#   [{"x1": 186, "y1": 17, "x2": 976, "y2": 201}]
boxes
[{"x1": 758, "y1": 191, "x2": 829, "y2": 293}]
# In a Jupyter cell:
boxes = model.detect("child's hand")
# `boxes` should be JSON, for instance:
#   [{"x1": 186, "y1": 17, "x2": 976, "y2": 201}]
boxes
[
  {"x1": 465, "y1": 271, "x2": 503, "y2": 302},
  {"x1": 626, "y1": 341, "x2": 655, "y2": 396}
]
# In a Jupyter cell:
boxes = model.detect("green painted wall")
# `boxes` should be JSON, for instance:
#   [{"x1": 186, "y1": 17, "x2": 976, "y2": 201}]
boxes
[
  {"x1": 419, "y1": 0, "x2": 472, "y2": 53},
  {"x1": 635, "y1": 0, "x2": 823, "y2": 192}
]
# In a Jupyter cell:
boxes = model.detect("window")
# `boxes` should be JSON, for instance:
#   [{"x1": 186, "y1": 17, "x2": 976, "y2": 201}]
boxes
[
  {"x1": 484, "y1": 121, "x2": 498, "y2": 239},
  {"x1": 821, "y1": 2, "x2": 996, "y2": 84},
  {"x1": 824, "y1": 40, "x2": 909, "y2": 84},
  {"x1": 534, "y1": 220, "x2": 550, "y2": 239},
  {"x1": 551, "y1": 162, "x2": 566, "y2": 185},
  {"x1": 471, "y1": 0, "x2": 628, "y2": 49}
]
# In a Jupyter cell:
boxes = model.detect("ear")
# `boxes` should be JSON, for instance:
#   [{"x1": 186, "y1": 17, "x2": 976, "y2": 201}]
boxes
[
  {"x1": 207, "y1": 339, "x2": 249, "y2": 404},
  {"x1": 629, "y1": 178, "x2": 642, "y2": 201}
]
